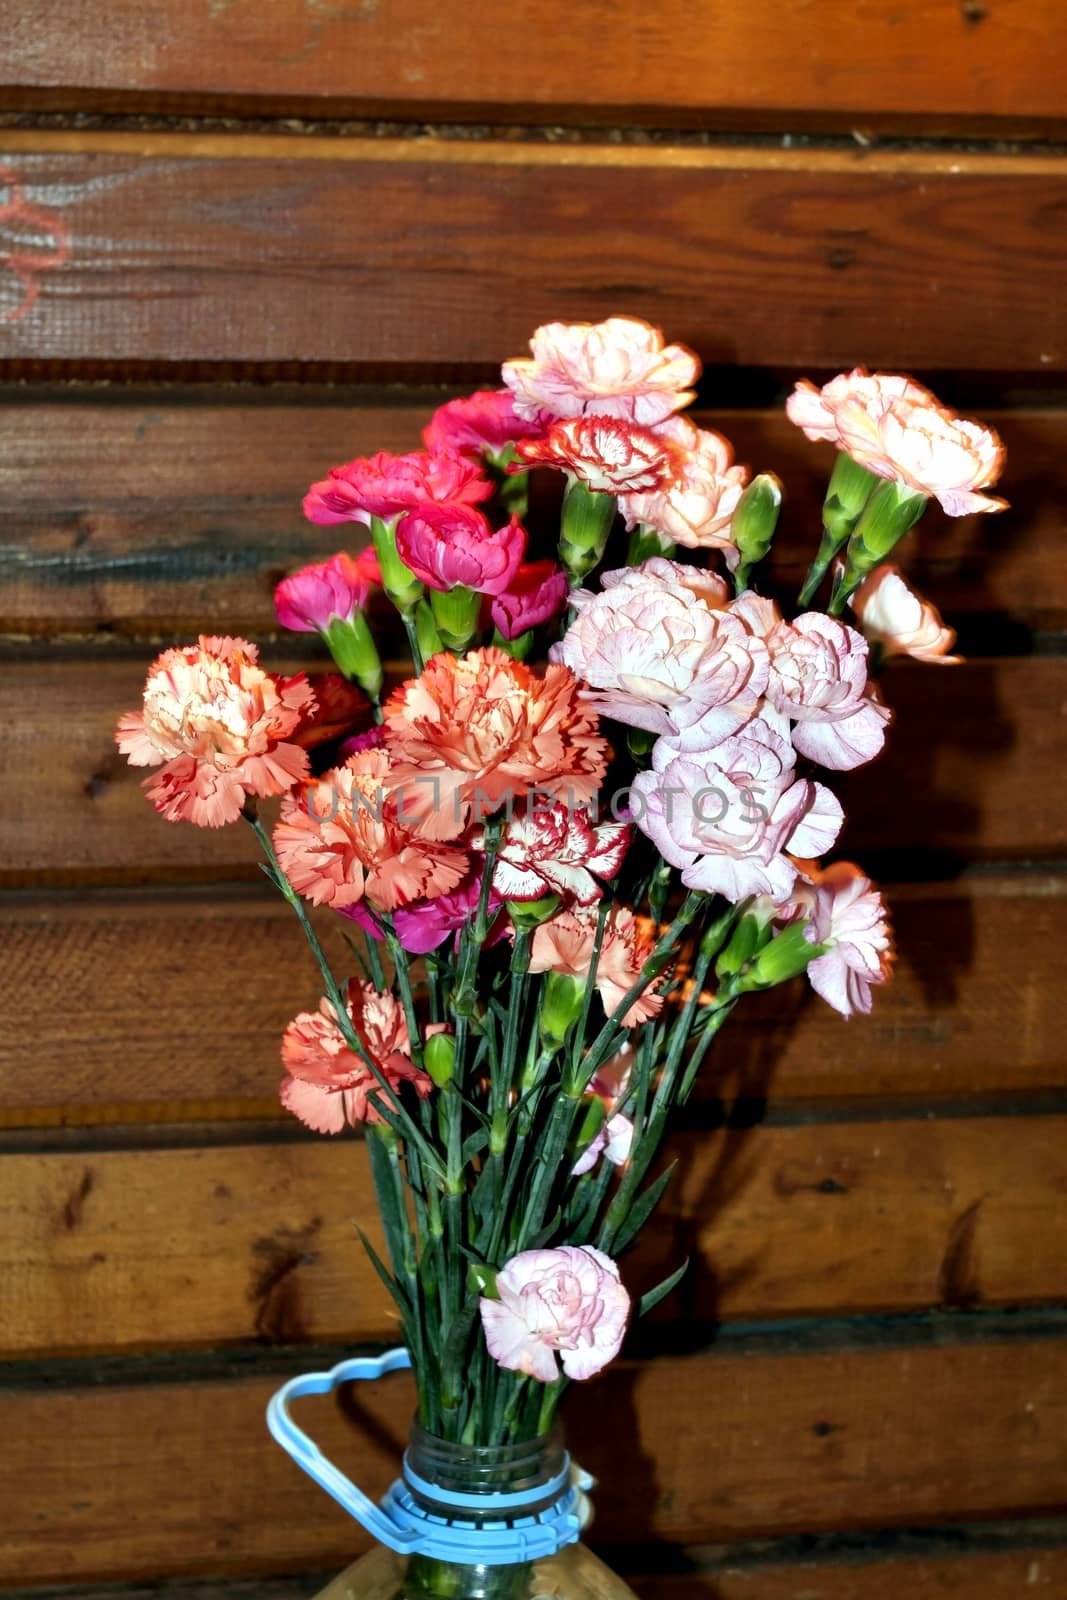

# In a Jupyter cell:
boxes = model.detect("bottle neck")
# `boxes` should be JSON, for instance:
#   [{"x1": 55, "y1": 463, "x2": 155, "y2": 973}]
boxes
[{"x1": 403, "y1": 1423, "x2": 571, "y2": 1525}]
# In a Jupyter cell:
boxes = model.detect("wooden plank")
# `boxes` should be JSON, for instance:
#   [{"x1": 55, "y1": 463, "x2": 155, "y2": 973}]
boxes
[
  {"x1": 0, "y1": 136, "x2": 1063, "y2": 374},
  {"x1": 1, "y1": 0, "x2": 1064, "y2": 133},
  {"x1": 3, "y1": 873, "x2": 1064, "y2": 1125},
  {"x1": 1, "y1": 1118, "x2": 1064, "y2": 1357},
  {"x1": 2, "y1": 1334, "x2": 1065, "y2": 1582},
  {"x1": 4, "y1": 655, "x2": 1064, "y2": 887},
  {"x1": 1, "y1": 400, "x2": 1063, "y2": 639}
]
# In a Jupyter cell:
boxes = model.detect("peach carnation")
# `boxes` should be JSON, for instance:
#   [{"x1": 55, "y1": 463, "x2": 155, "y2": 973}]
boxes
[
  {"x1": 516, "y1": 415, "x2": 681, "y2": 494},
  {"x1": 797, "y1": 862, "x2": 895, "y2": 1018},
  {"x1": 787, "y1": 370, "x2": 1006, "y2": 517},
  {"x1": 115, "y1": 635, "x2": 314, "y2": 828},
  {"x1": 529, "y1": 904, "x2": 664, "y2": 1027},
  {"x1": 503, "y1": 316, "x2": 700, "y2": 426},
  {"x1": 273, "y1": 746, "x2": 468, "y2": 912},
  {"x1": 280, "y1": 981, "x2": 432, "y2": 1133},
  {"x1": 480, "y1": 1245, "x2": 631, "y2": 1382},
  {"x1": 617, "y1": 416, "x2": 749, "y2": 559},
  {"x1": 382, "y1": 647, "x2": 611, "y2": 842},
  {"x1": 851, "y1": 565, "x2": 960, "y2": 664}
]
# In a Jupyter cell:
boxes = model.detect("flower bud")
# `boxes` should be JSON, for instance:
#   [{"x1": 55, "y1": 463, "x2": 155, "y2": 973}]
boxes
[
  {"x1": 832, "y1": 479, "x2": 929, "y2": 609},
  {"x1": 429, "y1": 583, "x2": 482, "y2": 652},
  {"x1": 731, "y1": 473, "x2": 782, "y2": 580},
  {"x1": 715, "y1": 909, "x2": 772, "y2": 981},
  {"x1": 559, "y1": 478, "x2": 618, "y2": 584},
  {"x1": 824, "y1": 451, "x2": 882, "y2": 546},
  {"x1": 736, "y1": 922, "x2": 827, "y2": 991},
  {"x1": 539, "y1": 970, "x2": 587, "y2": 1049},
  {"x1": 424, "y1": 1030, "x2": 456, "y2": 1088},
  {"x1": 508, "y1": 892, "x2": 562, "y2": 932},
  {"x1": 322, "y1": 612, "x2": 383, "y2": 699},
  {"x1": 369, "y1": 514, "x2": 425, "y2": 614},
  {"x1": 467, "y1": 1260, "x2": 498, "y2": 1298}
]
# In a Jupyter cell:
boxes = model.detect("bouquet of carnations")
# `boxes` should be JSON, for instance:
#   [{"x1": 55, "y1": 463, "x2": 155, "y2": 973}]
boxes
[{"x1": 116, "y1": 318, "x2": 1005, "y2": 1449}]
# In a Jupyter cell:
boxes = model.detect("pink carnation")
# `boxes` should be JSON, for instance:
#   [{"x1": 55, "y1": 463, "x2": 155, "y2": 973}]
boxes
[
  {"x1": 303, "y1": 449, "x2": 491, "y2": 526},
  {"x1": 476, "y1": 803, "x2": 630, "y2": 906},
  {"x1": 851, "y1": 565, "x2": 960, "y2": 664},
  {"x1": 395, "y1": 503, "x2": 526, "y2": 596},
  {"x1": 115, "y1": 635, "x2": 314, "y2": 828},
  {"x1": 572, "y1": 1044, "x2": 635, "y2": 1177},
  {"x1": 764, "y1": 612, "x2": 891, "y2": 771},
  {"x1": 618, "y1": 416, "x2": 749, "y2": 560},
  {"x1": 551, "y1": 558, "x2": 766, "y2": 752},
  {"x1": 631, "y1": 718, "x2": 843, "y2": 903},
  {"x1": 346, "y1": 872, "x2": 507, "y2": 955},
  {"x1": 787, "y1": 370, "x2": 1006, "y2": 517},
  {"x1": 479, "y1": 1245, "x2": 631, "y2": 1382},
  {"x1": 529, "y1": 904, "x2": 664, "y2": 1027},
  {"x1": 517, "y1": 416, "x2": 681, "y2": 495},
  {"x1": 800, "y1": 862, "x2": 894, "y2": 1018},
  {"x1": 280, "y1": 981, "x2": 432, "y2": 1133},
  {"x1": 502, "y1": 316, "x2": 700, "y2": 426},
  {"x1": 490, "y1": 560, "x2": 570, "y2": 640},
  {"x1": 274, "y1": 551, "x2": 375, "y2": 633},
  {"x1": 273, "y1": 746, "x2": 469, "y2": 912},
  {"x1": 422, "y1": 389, "x2": 550, "y2": 457}
]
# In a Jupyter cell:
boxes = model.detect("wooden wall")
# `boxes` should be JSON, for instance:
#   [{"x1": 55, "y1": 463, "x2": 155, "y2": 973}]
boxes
[{"x1": 1, "y1": 5, "x2": 1066, "y2": 1595}]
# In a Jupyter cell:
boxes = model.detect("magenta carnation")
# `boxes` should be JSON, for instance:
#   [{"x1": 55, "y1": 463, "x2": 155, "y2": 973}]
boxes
[
  {"x1": 489, "y1": 560, "x2": 569, "y2": 640},
  {"x1": 395, "y1": 504, "x2": 527, "y2": 597},
  {"x1": 423, "y1": 389, "x2": 550, "y2": 458},
  {"x1": 303, "y1": 449, "x2": 491, "y2": 526}
]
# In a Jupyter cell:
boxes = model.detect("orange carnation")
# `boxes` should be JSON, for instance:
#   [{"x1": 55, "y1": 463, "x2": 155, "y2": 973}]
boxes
[
  {"x1": 529, "y1": 905, "x2": 664, "y2": 1027},
  {"x1": 115, "y1": 634, "x2": 314, "y2": 828},
  {"x1": 273, "y1": 744, "x2": 469, "y2": 913},
  {"x1": 382, "y1": 647, "x2": 611, "y2": 841},
  {"x1": 280, "y1": 981, "x2": 433, "y2": 1133}
]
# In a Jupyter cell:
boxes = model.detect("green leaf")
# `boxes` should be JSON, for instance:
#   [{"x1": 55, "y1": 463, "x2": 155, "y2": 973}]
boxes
[
  {"x1": 462, "y1": 1128, "x2": 490, "y2": 1164},
  {"x1": 638, "y1": 1257, "x2": 690, "y2": 1318},
  {"x1": 355, "y1": 1226, "x2": 412, "y2": 1321},
  {"x1": 611, "y1": 1161, "x2": 679, "y2": 1256}
]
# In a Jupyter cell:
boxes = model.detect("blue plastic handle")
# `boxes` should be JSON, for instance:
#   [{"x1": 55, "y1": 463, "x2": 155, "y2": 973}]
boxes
[{"x1": 266, "y1": 1346, "x2": 422, "y2": 1554}]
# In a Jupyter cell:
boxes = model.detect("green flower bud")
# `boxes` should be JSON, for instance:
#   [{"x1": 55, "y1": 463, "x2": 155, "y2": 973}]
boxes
[
  {"x1": 492, "y1": 626, "x2": 534, "y2": 661},
  {"x1": 507, "y1": 893, "x2": 562, "y2": 932},
  {"x1": 539, "y1": 970, "x2": 587, "y2": 1049},
  {"x1": 831, "y1": 479, "x2": 929, "y2": 612},
  {"x1": 467, "y1": 1260, "x2": 498, "y2": 1298},
  {"x1": 321, "y1": 612, "x2": 383, "y2": 699},
  {"x1": 559, "y1": 477, "x2": 617, "y2": 583},
  {"x1": 429, "y1": 583, "x2": 482, "y2": 653},
  {"x1": 369, "y1": 514, "x2": 424, "y2": 615},
  {"x1": 824, "y1": 451, "x2": 883, "y2": 546},
  {"x1": 736, "y1": 922, "x2": 827, "y2": 991},
  {"x1": 424, "y1": 1030, "x2": 456, "y2": 1089},
  {"x1": 731, "y1": 473, "x2": 782, "y2": 576},
  {"x1": 715, "y1": 911, "x2": 771, "y2": 981}
]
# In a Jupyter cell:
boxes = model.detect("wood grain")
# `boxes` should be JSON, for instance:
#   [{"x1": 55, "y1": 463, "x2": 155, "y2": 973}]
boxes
[
  {"x1": 1, "y1": 0, "x2": 1064, "y2": 133},
  {"x1": 0, "y1": 400, "x2": 1061, "y2": 639},
  {"x1": 1, "y1": 1117, "x2": 1064, "y2": 1357},
  {"x1": 3, "y1": 1334, "x2": 1065, "y2": 1582},
  {"x1": 5, "y1": 656, "x2": 1064, "y2": 888},
  {"x1": 0, "y1": 138, "x2": 1062, "y2": 373},
  {"x1": 4, "y1": 873, "x2": 1064, "y2": 1124}
]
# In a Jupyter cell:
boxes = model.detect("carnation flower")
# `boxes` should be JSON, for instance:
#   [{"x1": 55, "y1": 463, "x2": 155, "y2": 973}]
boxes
[
  {"x1": 529, "y1": 904, "x2": 664, "y2": 1026},
  {"x1": 115, "y1": 635, "x2": 315, "y2": 828},
  {"x1": 631, "y1": 719, "x2": 843, "y2": 903},
  {"x1": 382, "y1": 647, "x2": 611, "y2": 841},
  {"x1": 617, "y1": 416, "x2": 749, "y2": 559},
  {"x1": 551, "y1": 558, "x2": 766, "y2": 752},
  {"x1": 851, "y1": 565, "x2": 960, "y2": 664},
  {"x1": 764, "y1": 612, "x2": 891, "y2": 771},
  {"x1": 422, "y1": 389, "x2": 550, "y2": 458},
  {"x1": 516, "y1": 416, "x2": 681, "y2": 495},
  {"x1": 489, "y1": 560, "x2": 570, "y2": 641},
  {"x1": 502, "y1": 316, "x2": 700, "y2": 426},
  {"x1": 273, "y1": 746, "x2": 469, "y2": 912},
  {"x1": 572, "y1": 1044, "x2": 635, "y2": 1177},
  {"x1": 787, "y1": 370, "x2": 1006, "y2": 517},
  {"x1": 346, "y1": 872, "x2": 507, "y2": 956},
  {"x1": 303, "y1": 449, "x2": 491, "y2": 526},
  {"x1": 274, "y1": 551, "x2": 375, "y2": 633},
  {"x1": 475, "y1": 803, "x2": 630, "y2": 906},
  {"x1": 395, "y1": 503, "x2": 526, "y2": 596},
  {"x1": 279, "y1": 981, "x2": 432, "y2": 1133},
  {"x1": 798, "y1": 862, "x2": 894, "y2": 1017},
  {"x1": 479, "y1": 1245, "x2": 631, "y2": 1382},
  {"x1": 292, "y1": 673, "x2": 370, "y2": 751}
]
